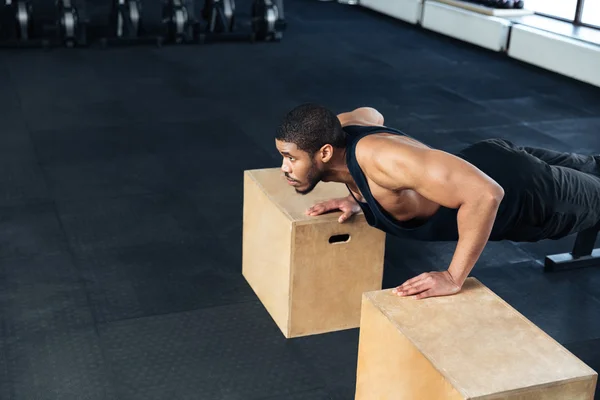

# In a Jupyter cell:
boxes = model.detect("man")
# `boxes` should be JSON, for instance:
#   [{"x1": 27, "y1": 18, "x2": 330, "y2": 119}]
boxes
[{"x1": 275, "y1": 103, "x2": 600, "y2": 300}]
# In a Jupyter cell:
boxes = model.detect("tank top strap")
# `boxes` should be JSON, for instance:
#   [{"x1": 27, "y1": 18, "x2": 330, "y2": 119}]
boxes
[
  {"x1": 343, "y1": 124, "x2": 411, "y2": 141},
  {"x1": 341, "y1": 124, "x2": 458, "y2": 241}
]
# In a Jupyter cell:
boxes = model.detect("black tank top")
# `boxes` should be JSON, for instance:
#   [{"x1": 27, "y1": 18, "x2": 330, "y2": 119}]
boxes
[{"x1": 343, "y1": 125, "x2": 461, "y2": 241}]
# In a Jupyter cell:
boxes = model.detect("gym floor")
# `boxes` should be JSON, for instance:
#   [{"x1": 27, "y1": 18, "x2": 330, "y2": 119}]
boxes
[{"x1": 1, "y1": 0, "x2": 600, "y2": 399}]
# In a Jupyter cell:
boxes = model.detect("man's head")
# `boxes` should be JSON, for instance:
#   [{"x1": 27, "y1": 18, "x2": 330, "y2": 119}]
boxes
[{"x1": 275, "y1": 103, "x2": 346, "y2": 195}]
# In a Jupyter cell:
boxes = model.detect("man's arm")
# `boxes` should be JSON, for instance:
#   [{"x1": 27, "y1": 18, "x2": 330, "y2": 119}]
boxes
[
  {"x1": 364, "y1": 139, "x2": 504, "y2": 288},
  {"x1": 337, "y1": 107, "x2": 384, "y2": 127}
]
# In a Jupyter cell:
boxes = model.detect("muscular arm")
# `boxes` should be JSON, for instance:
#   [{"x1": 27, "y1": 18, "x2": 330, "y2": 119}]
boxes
[
  {"x1": 363, "y1": 139, "x2": 504, "y2": 286},
  {"x1": 337, "y1": 107, "x2": 384, "y2": 127}
]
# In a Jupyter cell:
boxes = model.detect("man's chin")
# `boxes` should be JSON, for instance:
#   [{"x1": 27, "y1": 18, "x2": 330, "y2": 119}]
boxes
[{"x1": 295, "y1": 182, "x2": 318, "y2": 195}]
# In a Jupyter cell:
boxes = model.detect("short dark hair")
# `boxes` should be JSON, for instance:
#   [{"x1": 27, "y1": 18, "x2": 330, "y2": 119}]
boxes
[{"x1": 275, "y1": 103, "x2": 346, "y2": 154}]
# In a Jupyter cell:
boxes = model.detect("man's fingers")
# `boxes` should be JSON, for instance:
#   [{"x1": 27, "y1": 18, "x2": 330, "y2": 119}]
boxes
[
  {"x1": 306, "y1": 204, "x2": 321, "y2": 214},
  {"x1": 307, "y1": 201, "x2": 338, "y2": 215},
  {"x1": 397, "y1": 281, "x2": 430, "y2": 296},
  {"x1": 306, "y1": 204, "x2": 326, "y2": 215},
  {"x1": 338, "y1": 211, "x2": 353, "y2": 223},
  {"x1": 397, "y1": 273, "x2": 430, "y2": 289},
  {"x1": 415, "y1": 289, "x2": 434, "y2": 300},
  {"x1": 394, "y1": 278, "x2": 433, "y2": 295},
  {"x1": 392, "y1": 271, "x2": 463, "y2": 300}
]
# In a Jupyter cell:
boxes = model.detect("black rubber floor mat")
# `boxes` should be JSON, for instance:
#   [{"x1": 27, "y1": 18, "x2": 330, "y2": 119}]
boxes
[
  {"x1": 477, "y1": 96, "x2": 593, "y2": 124},
  {"x1": 55, "y1": 193, "x2": 210, "y2": 256},
  {"x1": 290, "y1": 330, "x2": 360, "y2": 400},
  {"x1": 43, "y1": 153, "x2": 172, "y2": 201},
  {"x1": 464, "y1": 123, "x2": 574, "y2": 151},
  {"x1": 383, "y1": 234, "x2": 535, "y2": 277},
  {"x1": 416, "y1": 111, "x2": 514, "y2": 132},
  {"x1": 98, "y1": 301, "x2": 322, "y2": 400},
  {"x1": 258, "y1": 388, "x2": 333, "y2": 400},
  {"x1": 0, "y1": 61, "x2": 23, "y2": 135},
  {"x1": 0, "y1": 252, "x2": 94, "y2": 337},
  {"x1": 0, "y1": 336, "x2": 10, "y2": 400},
  {"x1": 78, "y1": 240, "x2": 255, "y2": 323},
  {"x1": 0, "y1": 202, "x2": 69, "y2": 260},
  {"x1": 525, "y1": 118, "x2": 600, "y2": 153},
  {"x1": 564, "y1": 267, "x2": 600, "y2": 306},
  {"x1": 0, "y1": 127, "x2": 35, "y2": 162},
  {"x1": 0, "y1": 160, "x2": 51, "y2": 207},
  {"x1": 436, "y1": 75, "x2": 535, "y2": 102},
  {"x1": 30, "y1": 125, "x2": 156, "y2": 166},
  {"x1": 2, "y1": 327, "x2": 117, "y2": 400},
  {"x1": 4, "y1": 52, "x2": 128, "y2": 133}
]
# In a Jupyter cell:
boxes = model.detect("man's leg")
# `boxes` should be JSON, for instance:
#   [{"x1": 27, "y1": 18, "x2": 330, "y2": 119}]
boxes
[
  {"x1": 542, "y1": 164, "x2": 600, "y2": 240},
  {"x1": 543, "y1": 165, "x2": 600, "y2": 271},
  {"x1": 521, "y1": 146, "x2": 600, "y2": 177},
  {"x1": 456, "y1": 139, "x2": 600, "y2": 249}
]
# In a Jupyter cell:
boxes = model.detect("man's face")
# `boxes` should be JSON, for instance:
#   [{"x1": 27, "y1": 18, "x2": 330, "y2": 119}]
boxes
[{"x1": 275, "y1": 140, "x2": 323, "y2": 195}]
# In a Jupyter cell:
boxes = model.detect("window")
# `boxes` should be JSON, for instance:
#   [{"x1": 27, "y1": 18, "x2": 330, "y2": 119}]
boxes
[
  {"x1": 523, "y1": 0, "x2": 599, "y2": 30},
  {"x1": 581, "y1": 0, "x2": 600, "y2": 27},
  {"x1": 524, "y1": 0, "x2": 578, "y2": 21}
]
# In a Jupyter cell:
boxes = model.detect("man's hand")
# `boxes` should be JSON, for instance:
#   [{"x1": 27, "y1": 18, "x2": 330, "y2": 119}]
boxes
[
  {"x1": 392, "y1": 271, "x2": 461, "y2": 299},
  {"x1": 306, "y1": 196, "x2": 361, "y2": 223}
]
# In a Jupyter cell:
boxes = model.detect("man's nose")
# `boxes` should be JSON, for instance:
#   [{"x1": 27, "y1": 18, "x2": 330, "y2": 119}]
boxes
[{"x1": 281, "y1": 160, "x2": 291, "y2": 173}]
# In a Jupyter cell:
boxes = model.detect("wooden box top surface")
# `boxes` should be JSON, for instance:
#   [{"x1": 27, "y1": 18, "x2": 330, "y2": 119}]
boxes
[
  {"x1": 245, "y1": 168, "x2": 357, "y2": 223},
  {"x1": 364, "y1": 278, "x2": 597, "y2": 398}
]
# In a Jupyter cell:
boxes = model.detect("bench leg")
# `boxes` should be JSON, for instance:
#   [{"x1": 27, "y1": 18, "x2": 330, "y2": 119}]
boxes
[{"x1": 544, "y1": 227, "x2": 600, "y2": 272}]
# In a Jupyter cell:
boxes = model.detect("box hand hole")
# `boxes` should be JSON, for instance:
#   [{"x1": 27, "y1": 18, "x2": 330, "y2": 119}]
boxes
[{"x1": 329, "y1": 234, "x2": 350, "y2": 244}]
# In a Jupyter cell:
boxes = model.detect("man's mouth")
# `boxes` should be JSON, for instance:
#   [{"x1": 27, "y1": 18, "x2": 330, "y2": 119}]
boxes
[{"x1": 285, "y1": 176, "x2": 299, "y2": 185}]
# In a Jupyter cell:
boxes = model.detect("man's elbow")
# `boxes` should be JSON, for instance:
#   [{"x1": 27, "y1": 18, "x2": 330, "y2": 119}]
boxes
[
  {"x1": 356, "y1": 107, "x2": 384, "y2": 125},
  {"x1": 482, "y1": 184, "x2": 505, "y2": 206},
  {"x1": 369, "y1": 108, "x2": 384, "y2": 125},
  {"x1": 463, "y1": 183, "x2": 503, "y2": 206}
]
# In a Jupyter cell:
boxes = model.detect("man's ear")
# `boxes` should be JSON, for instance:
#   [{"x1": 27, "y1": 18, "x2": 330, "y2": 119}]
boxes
[{"x1": 319, "y1": 144, "x2": 334, "y2": 163}]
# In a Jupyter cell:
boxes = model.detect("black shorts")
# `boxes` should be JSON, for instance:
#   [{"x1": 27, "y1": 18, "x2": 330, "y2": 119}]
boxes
[{"x1": 456, "y1": 138, "x2": 600, "y2": 242}]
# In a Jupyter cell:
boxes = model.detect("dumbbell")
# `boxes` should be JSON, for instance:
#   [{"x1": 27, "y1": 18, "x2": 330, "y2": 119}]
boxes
[
  {"x1": 56, "y1": 0, "x2": 83, "y2": 47},
  {"x1": 203, "y1": 0, "x2": 235, "y2": 33},
  {"x1": 162, "y1": 0, "x2": 196, "y2": 43},
  {"x1": 112, "y1": 0, "x2": 141, "y2": 38},
  {"x1": 1, "y1": 0, "x2": 33, "y2": 40}
]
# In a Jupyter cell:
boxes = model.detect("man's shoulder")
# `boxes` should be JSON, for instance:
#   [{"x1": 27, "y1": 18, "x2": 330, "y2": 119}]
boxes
[
  {"x1": 354, "y1": 134, "x2": 427, "y2": 190},
  {"x1": 355, "y1": 136, "x2": 402, "y2": 181},
  {"x1": 354, "y1": 133, "x2": 414, "y2": 162}
]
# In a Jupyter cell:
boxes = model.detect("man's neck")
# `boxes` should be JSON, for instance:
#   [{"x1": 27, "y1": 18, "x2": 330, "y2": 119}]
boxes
[{"x1": 321, "y1": 149, "x2": 354, "y2": 185}]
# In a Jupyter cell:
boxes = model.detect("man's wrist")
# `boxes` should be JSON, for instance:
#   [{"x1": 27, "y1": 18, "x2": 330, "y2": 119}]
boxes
[{"x1": 446, "y1": 267, "x2": 467, "y2": 287}]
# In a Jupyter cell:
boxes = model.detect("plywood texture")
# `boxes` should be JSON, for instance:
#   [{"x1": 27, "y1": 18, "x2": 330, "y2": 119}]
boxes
[
  {"x1": 355, "y1": 278, "x2": 598, "y2": 399},
  {"x1": 242, "y1": 168, "x2": 386, "y2": 338}
]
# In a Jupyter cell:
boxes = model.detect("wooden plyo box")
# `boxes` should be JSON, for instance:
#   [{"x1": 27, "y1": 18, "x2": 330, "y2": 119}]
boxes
[
  {"x1": 355, "y1": 278, "x2": 598, "y2": 399},
  {"x1": 242, "y1": 168, "x2": 386, "y2": 338}
]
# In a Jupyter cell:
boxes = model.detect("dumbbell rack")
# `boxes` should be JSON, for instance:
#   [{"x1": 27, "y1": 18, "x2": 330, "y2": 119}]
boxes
[
  {"x1": 0, "y1": 0, "x2": 89, "y2": 48},
  {"x1": 0, "y1": 0, "x2": 286, "y2": 49},
  {"x1": 97, "y1": 0, "x2": 166, "y2": 47}
]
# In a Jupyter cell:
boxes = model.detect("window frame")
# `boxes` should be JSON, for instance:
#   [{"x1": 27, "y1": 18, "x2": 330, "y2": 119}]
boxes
[{"x1": 533, "y1": 0, "x2": 599, "y2": 30}]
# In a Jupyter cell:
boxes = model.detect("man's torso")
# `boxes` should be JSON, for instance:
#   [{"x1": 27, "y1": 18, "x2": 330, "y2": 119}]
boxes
[{"x1": 344, "y1": 131, "x2": 442, "y2": 223}]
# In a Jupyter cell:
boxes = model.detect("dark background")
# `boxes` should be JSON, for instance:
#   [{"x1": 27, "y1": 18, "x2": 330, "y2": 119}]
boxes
[{"x1": 1, "y1": 0, "x2": 599, "y2": 399}]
